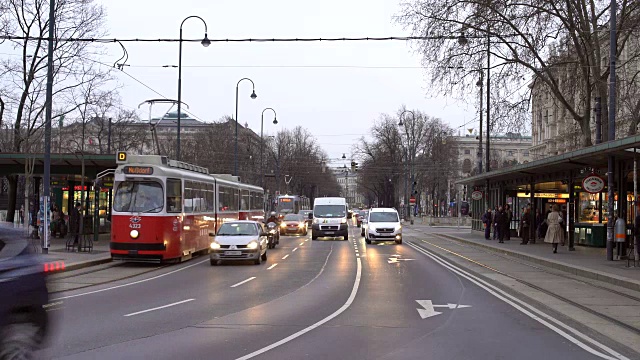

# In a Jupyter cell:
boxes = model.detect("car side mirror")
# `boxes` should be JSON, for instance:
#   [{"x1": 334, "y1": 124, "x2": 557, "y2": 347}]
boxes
[
  {"x1": 209, "y1": 232, "x2": 215, "y2": 237},
  {"x1": 308, "y1": 213, "x2": 313, "y2": 220}
]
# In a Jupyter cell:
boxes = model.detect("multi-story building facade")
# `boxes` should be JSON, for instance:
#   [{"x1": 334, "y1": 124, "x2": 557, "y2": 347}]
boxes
[
  {"x1": 529, "y1": 35, "x2": 640, "y2": 159},
  {"x1": 455, "y1": 133, "x2": 533, "y2": 177},
  {"x1": 333, "y1": 168, "x2": 364, "y2": 207}
]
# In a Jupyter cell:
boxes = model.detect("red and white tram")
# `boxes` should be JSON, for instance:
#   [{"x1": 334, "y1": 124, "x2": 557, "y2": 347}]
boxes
[{"x1": 110, "y1": 153, "x2": 264, "y2": 263}]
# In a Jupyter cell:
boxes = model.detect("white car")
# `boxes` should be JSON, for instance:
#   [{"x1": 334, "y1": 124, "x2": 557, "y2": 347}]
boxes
[
  {"x1": 209, "y1": 221, "x2": 268, "y2": 265},
  {"x1": 364, "y1": 208, "x2": 402, "y2": 245}
]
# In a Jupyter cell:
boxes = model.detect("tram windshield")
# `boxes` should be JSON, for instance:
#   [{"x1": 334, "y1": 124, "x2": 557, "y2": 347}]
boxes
[{"x1": 114, "y1": 181, "x2": 164, "y2": 213}]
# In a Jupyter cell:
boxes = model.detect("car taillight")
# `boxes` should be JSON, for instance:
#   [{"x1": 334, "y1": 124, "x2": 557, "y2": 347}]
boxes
[{"x1": 44, "y1": 261, "x2": 65, "y2": 273}]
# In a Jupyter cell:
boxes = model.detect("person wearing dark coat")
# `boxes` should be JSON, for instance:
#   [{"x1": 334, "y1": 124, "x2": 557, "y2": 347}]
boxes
[
  {"x1": 70, "y1": 202, "x2": 82, "y2": 249},
  {"x1": 482, "y1": 208, "x2": 492, "y2": 240},
  {"x1": 495, "y1": 206, "x2": 507, "y2": 243}
]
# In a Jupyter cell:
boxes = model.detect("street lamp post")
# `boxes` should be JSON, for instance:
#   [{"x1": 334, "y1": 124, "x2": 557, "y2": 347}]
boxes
[
  {"x1": 261, "y1": 108, "x2": 278, "y2": 190},
  {"x1": 234, "y1": 78, "x2": 257, "y2": 176},
  {"x1": 398, "y1": 110, "x2": 416, "y2": 223},
  {"x1": 177, "y1": 15, "x2": 210, "y2": 161}
]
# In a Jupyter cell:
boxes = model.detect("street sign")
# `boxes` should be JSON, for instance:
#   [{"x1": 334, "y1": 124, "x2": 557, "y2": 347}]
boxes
[
  {"x1": 409, "y1": 197, "x2": 416, "y2": 204},
  {"x1": 416, "y1": 300, "x2": 471, "y2": 319},
  {"x1": 471, "y1": 191, "x2": 483, "y2": 201},
  {"x1": 582, "y1": 174, "x2": 605, "y2": 193}
]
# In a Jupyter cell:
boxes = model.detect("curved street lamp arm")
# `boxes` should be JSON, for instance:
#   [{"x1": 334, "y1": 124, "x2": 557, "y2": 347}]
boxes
[
  {"x1": 237, "y1": 77, "x2": 256, "y2": 90},
  {"x1": 180, "y1": 15, "x2": 208, "y2": 32},
  {"x1": 262, "y1": 107, "x2": 277, "y2": 117}
]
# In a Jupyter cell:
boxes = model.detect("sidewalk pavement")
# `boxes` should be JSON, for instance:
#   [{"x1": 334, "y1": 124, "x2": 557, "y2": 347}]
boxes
[
  {"x1": 406, "y1": 223, "x2": 640, "y2": 292},
  {"x1": 0, "y1": 222, "x2": 112, "y2": 272}
]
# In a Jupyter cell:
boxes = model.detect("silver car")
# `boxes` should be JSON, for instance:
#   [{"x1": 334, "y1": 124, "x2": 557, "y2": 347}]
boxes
[{"x1": 209, "y1": 221, "x2": 268, "y2": 266}]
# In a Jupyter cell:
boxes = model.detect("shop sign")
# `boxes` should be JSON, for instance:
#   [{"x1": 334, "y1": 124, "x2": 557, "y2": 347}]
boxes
[
  {"x1": 582, "y1": 174, "x2": 605, "y2": 194},
  {"x1": 516, "y1": 192, "x2": 569, "y2": 199},
  {"x1": 471, "y1": 191, "x2": 483, "y2": 201}
]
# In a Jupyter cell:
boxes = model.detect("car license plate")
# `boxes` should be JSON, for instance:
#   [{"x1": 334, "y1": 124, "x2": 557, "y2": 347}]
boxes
[
  {"x1": 224, "y1": 250, "x2": 242, "y2": 256},
  {"x1": 325, "y1": 231, "x2": 334, "y2": 235}
]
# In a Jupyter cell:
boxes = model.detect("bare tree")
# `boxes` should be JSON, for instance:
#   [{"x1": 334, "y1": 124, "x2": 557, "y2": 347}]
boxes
[
  {"x1": 1, "y1": 0, "x2": 107, "y2": 222},
  {"x1": 396, "y1": 0, "x2": 640, "y2": 143}
]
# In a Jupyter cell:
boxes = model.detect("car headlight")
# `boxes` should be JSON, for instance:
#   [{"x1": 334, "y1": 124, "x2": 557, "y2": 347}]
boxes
[
  {"x1": 341, "y1": 218, "x2": 347, "y2": 224},
  {"x1": 130, "y1": 230, "x2": 139, "y2": 239},
  {"x1": 210, "y1": 242, "x2": 221, "y2": 249},
  {"x1": 298, "y1": 223, "x2": 305, "y2": 228},
  {"x1": 280, "y1": 223, "x2": 287, "y2": 228},
  {"x1": 247, "y1": 241, "x2": 259, "y2": 249},
  {"x1": 313, "y1": 218, "x2": 319, "y2": 224},
  {"x1": 395, "y1": 224, "x2": 402, "y2": 231}
]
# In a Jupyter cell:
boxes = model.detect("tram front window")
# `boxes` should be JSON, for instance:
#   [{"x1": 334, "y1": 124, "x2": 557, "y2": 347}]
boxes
[{"x1": 114, "y1": 181, "x2": 164, "y2": 213}]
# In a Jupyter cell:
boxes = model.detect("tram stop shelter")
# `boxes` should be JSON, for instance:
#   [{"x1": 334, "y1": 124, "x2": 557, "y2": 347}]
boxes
[
  {"x1": 0, "y1": 153, "x2": 117, "y2": 236},
  {"x1": 458, "y1": 135, "x2": 640, "y2": 260}
]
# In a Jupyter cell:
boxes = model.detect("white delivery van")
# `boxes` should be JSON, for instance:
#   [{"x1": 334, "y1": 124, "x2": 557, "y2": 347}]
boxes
[{"x1": 311, "y1": 197, "x2": 348, "y2": 240}]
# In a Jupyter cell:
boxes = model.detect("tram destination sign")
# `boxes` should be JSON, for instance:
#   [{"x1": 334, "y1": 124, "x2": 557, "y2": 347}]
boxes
[
  {"x1": 582, "y1": 174, "x2": 605, "y2": 194},
  {"x1": 123, "y1": 166, "x2": 154, "y2": 175}
]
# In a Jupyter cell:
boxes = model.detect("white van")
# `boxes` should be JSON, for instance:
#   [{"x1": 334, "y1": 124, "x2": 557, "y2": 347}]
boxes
[{"x1": 311, "y1": 197, "x2": 348, "y2": 240}]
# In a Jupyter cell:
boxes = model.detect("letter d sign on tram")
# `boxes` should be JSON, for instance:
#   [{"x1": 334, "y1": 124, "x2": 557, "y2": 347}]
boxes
[{"x1": 117, "y1": 151, "x2": 127, "y2": 164}]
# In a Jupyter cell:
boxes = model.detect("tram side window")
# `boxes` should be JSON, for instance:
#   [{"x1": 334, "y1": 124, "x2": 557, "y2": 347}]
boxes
[
  {"x1": 205, "y1": 183, "x2": 215, "y2": 212},
  {"x1": 166, "y1": 179, "x2": 182, "y2": 213},
  {"x1": 219, "y1": 186, "x2": 233, "y2": 211},
  {"x1": 241, "y1": 190, "x2": 250, "y2": 210}
]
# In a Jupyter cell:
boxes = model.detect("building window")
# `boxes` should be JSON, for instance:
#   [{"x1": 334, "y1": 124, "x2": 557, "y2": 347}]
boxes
[
  {"x1": 524, "y1": 150, "x2": 529, "y2": 157},
  {"x1": 507, "y1": 150, "x2": 514, "y2": 157},
  {"x1": 464, "y1": 149, "x2": 470, "y2": 155}
]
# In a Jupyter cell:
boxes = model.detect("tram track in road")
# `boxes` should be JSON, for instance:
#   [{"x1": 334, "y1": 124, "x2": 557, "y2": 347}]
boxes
[
  {"x1": 419, "y1": 234, "x2": 640, "y2": 337},
  {"x1": 405, "y1": 240, "x2": 632, "y2": 360}
]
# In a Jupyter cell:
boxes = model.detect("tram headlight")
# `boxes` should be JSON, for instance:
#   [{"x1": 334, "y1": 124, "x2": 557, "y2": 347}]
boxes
[
  {"x1": 210, "y1": 242, "x2": 221, "y2": 250},
  {"x1": 247, "y1": 241, "x2": 259, "y2": 249},
  {"x1": 130, "y1": 229, "x2": 139, "y2": 239}
]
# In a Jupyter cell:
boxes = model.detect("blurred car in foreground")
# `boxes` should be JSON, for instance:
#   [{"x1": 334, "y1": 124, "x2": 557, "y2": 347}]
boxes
[{"x1": 0, "y1": 237, "x2": 50, "y2": 359}]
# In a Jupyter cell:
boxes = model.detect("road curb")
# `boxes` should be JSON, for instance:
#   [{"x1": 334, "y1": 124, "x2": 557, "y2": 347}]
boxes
[
  {"x1": 61, "y1": 257, "x2": 112, "y2": 272},
  {"x1": 436, "y1": 233, "x2": 640, "y2": 293}
]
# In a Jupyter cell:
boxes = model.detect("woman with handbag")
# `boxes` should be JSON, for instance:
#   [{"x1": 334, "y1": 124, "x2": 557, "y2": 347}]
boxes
[{"x1": 544, "y1": 204, "x2": 565, "y2": 253}]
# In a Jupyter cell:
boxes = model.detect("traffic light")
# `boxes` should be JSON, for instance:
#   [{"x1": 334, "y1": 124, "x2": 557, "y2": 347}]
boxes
[{"x1": 351, "y1": 161, "x2": 359, "y2": 171}]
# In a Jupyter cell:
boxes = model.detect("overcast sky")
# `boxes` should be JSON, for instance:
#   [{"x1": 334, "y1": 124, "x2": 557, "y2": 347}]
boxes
[{"x1": 98, "y1": 0, "x2": 475, "y2": 167}]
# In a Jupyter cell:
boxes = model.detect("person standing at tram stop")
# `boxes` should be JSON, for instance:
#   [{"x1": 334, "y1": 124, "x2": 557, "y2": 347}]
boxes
[
  {"x1": 494, "y1": 206, "x2": 506, "y2": 243},
  {"x1": 504, "y1": 204, "x2": 513, "y2": 240},
  {"x1": 519, "y1": 206, "x2": 531, "y2": 245},
  {"x1": 482, "y1": 208, "x2": 492, "y2": 240},
  {"x1": 491, "y1": 206, "x2": 498, "y2": 240},
  {"x1": 70, "y1": 202, "x2": 82, "y2": 250},
  {"x1": 544, "y1": 204, "x2": 565, "y2": 253}
]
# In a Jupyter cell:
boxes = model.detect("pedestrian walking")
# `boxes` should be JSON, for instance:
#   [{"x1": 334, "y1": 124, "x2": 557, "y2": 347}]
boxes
[
  {"x1": 482, "y1": 208, "x2": 492, "y2": 240},
  {"x1": 520, "y1": 206, "x2": 531, "y2": 245},
  {"x1": 544, "y1": 204, "x2": 565, "y2": 253}
]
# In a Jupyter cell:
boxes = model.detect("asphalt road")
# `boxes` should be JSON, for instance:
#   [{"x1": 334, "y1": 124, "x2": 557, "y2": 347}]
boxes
[{"x1": 38, "y1": 225, "x2": 623, "y2": 360}]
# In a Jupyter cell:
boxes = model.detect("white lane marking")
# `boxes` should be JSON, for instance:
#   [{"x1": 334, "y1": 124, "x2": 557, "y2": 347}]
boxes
[
  {"x1": 236, "y1": 257, "x2": 362, "y2": 360},
  {"x1": 230, "y1": 277, "x2": 257, "y2": 288},
  {"x1": 52, "y1": 259, "x2": 209, "y2": 301},
  {"x1": 305, "y1": 239, "x2": 309, "y2": 242},
  {"x1": 292, "y1": 247, "x2": 298, "y2": 252},
  {"x1": 299, "y1": 242, "x2": 304, "y2": 246},
  {"x1": 282, "y1": 254, "x2": 290, "y2": 260},
  {"x1": 124, "y1": 299, "x2": 194, "y2": 317},
  {"x1": 406, "y1": 242, "x2": 628, "y2": 360},
  {"x1": 267, "y1": 263, "x2": 278, "y2": 270}
]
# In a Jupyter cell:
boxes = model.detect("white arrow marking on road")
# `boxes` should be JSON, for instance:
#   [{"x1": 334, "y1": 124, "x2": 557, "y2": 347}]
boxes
[
  {"x1": 416, "y1": 300, "x2": 471, "y2": 319},
  {"x1": 388, "y1": 257, "x2": 415, "y2": 264}
]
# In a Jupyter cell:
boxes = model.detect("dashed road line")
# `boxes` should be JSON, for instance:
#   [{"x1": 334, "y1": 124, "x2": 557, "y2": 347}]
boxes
[
  {"x1": 282, "y1": 254, "x2": 290, "y2": 260},
  {"x1": 267, "y1": 263, "x2": 278, "y2": 270},
  {"x1": 230, "y1": 277, "x2": 256, "y2": 288},
  {"x1": 292, "y1": 247, "x2": 298, "y2": 252},
  {"x1": 124, "y1": 299, "x2": 194, "y2": 317}
]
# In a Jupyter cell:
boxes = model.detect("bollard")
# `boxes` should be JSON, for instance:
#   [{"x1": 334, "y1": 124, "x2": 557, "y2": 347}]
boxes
[{"x1": 615, "y1": 217, "x2": 626, "y2": 260}]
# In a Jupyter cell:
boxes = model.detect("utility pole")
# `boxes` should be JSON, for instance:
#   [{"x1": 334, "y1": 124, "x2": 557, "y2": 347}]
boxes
[
  {"x1": 606, "y1": 0, "x2": 617, "y2": 261},
  {"x1": 42, "y1": 0, "x2": 56, "y2": 254}
]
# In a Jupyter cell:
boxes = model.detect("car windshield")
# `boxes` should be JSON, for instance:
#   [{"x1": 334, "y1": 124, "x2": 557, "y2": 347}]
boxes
[
  {"x1": 313, "y1": 205, "x2": 345, "y2": 218},
  {"x1": 217, "y1": 223, "x2": 258, "y2": 236},
  {"x1": 113, "y1": 181, "x2": 164, "y2": 213},
  {"x1": 284, "y1": 214, "x2": 302, "y2": 221},
  {"x1": 369, "y1": 212, "x2": 399, "y2": 223}
]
